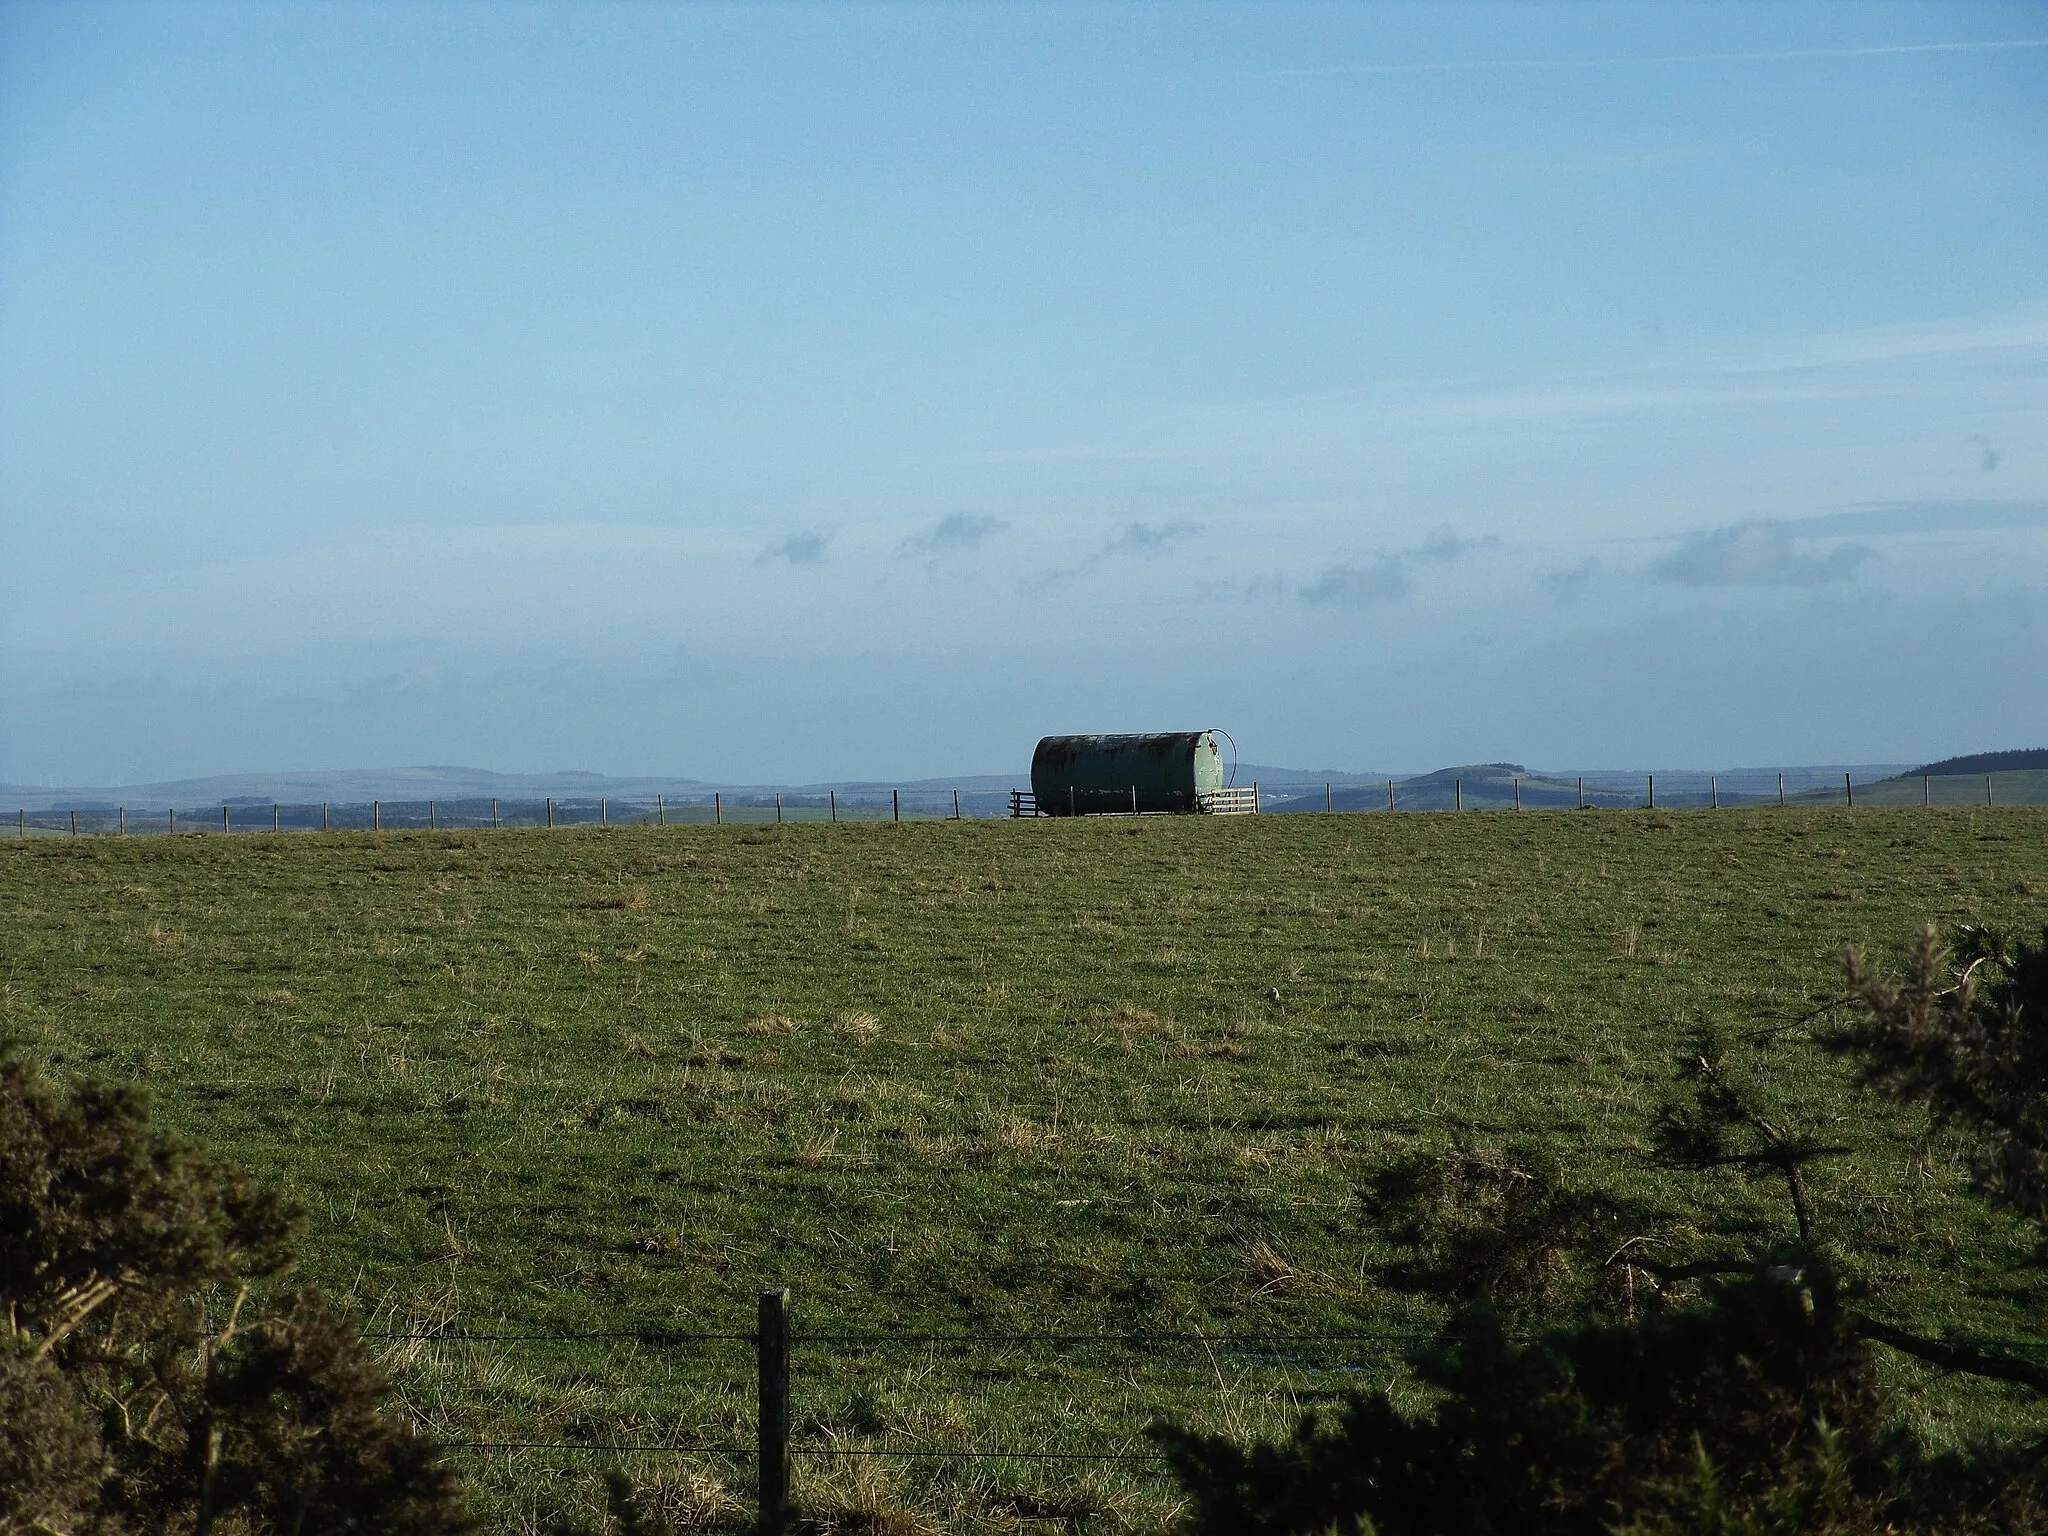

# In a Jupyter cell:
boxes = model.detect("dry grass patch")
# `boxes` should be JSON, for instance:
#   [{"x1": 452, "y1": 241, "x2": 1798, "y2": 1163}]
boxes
[
  {"x1": 835, "y1": 1010, "x2": 882, "y2": 1045},
  {"x1": 614, "y1": 1465, "x2": 748, "y2": 1531},
  {"x1": 997, "y1": 1117, "x2": 1061, "y2": 1155}
]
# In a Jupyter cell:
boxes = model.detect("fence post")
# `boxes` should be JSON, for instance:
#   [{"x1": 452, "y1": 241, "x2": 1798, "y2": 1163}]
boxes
[
  {"x1": 322, "y1": 802, "x2": 329, "y2": 832},
  {"x1": 1987, "y1": 775, "x2": 1994, "y2": 807},
  {"x1": 777, "y1": 792, "x2": 784, "y2": 824},
  {"x1": 893, "y1": 789, "x2": 900, "y2": 823},
  {"x1": 954, "y1": 789, "x2": 961, "y2": 820},
  {"x1": 70, "y1": 809, "x2": 77, "y2": 837},
  {"x1": 222, "y1": 805, "x2": 230, "y2": 834},
  {"x1": 1647, "y1": 775, "x2": 1654, "y2": 810},
  {"x1": 373, "y1": 801, "x2": 380, "y2": 832},
  {"x1": 1778, "y1": 773, "x2": 1784, "y2": 808},
  {"x1": 655, "y1": 794, "x2": 662, "y2": 828},
  {"x1": 1513, "y1": 777, "x2": 1520, "y2": 811},
  {"x1": 715, "y1": 792, "x2": 722, "y2": 825},
  {"x1": 830, "y1": 790, "x2": 837, "y2": 823},
  {"x1": 119, "y1": 807, "x2": 125, "y2": 835},
  {"x1": 430, "y1": 800, "x2": 437, "y2": 830},
  {"x1": 1388, "y1": 779, "x2": 1395, "y2": 812},
  {"x1": 492, "y1": 798, "x2": 500, "y2": 830},
  {"x1": 1922, "y1": 776, "x2": 1929, "y2": 808},
  {"x1": 1252, "y1": 780, "x2": 1259, "y2": 814},
  {"x1": 169, "y1": 807, "x2": 176, "y2": 835},
  {"x1": 1326, "y1": 782, "x2": 1332, "y2": 813},
  {"x1": 1844, "y1": 773, "x2": 1853, "y2": 809},
  {"x1": 1710, "y1": 776, "x2": 1717, "y2": 809},
  {"x1": 17, "y1": 809, "x2": 22, "y2": 838},
  {"x1": 1068, "y1": 784, "x2": 1075, "y2": 817},
  {"x1": 1131, "y1": 786, "x2": 1138, "y2": 814},
  {"x1": 546, "y1": 798, "x2": 553, "y2": 829},
  {"x1": 600, "y1": 798, "x2": 606, "y2": 826},
  {"x1": 1576, "y1": 776, "x2": 1583, "y2": 809},
  {"x1": 1454, "y1": 779, "x2": 1461, "y2": 812},
  {"x1": 757, "y1": 1288, "x2": 791, "y2": 1536}
]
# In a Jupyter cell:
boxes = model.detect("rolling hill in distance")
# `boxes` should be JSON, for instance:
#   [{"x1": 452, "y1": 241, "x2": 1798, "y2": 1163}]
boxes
[{"x1": 12, "y1": 751, "x2": 2048, "y2": 811}]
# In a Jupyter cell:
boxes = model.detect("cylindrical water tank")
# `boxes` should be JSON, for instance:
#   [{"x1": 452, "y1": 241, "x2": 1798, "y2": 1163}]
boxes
[{"x1": 1030, "y1": 731, "x2": 1226, "y2": 815}]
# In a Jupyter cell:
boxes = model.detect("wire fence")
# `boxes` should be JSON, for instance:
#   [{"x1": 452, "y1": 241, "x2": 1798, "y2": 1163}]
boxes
[
  {"x1": 370, "y1": 1291, "x2": 2048, "y2": 1530},
  {"x1": 6, "y1": 788, "x2": 1017, "y2": 837},
  {"x1": 386, "y1": 1303, "x2": 1449, "y2": 1504},
  {"x1": 9, "y1": 768, "x2": 2038, "y2": 838},
  {"x1": 1261, "y1": 768, "x2": 2039, "y2": 814}
]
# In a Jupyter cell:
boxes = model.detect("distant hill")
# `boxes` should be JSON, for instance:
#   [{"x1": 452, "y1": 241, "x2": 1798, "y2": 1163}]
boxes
[
  {"x1": 1263, "y1": 762, "x2": 1637, "y2": 812},
  {"x1": 1900, "y1": 749, "x2": 2048, "y2": 778}
]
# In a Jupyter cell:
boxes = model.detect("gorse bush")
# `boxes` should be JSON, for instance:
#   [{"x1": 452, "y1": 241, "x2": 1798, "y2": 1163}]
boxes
[
  {"x1": 1156, "y1": 1272, "x2": 1894, "y2": 1536},
  {"x1": 0, "y1": 1055, "x2": 469, "y2": 1534},
  {"x1": 1159, "y1": 924, "x2": 2048, "y2": 1536},
  {"x1": 1839, "y1": 924, "x2": 2048, "y2": 1236}
]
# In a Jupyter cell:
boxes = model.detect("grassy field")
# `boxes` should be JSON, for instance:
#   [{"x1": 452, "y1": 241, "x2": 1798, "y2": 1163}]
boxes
[{"x1": 5, "y1": 808, "x2": 2048, "y2": 1533}]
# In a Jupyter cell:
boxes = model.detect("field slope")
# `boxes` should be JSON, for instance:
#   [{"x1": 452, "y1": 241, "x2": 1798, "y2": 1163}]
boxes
[{"x1": 6, "y1": 809, "x2": 2047, "y2": 1532}]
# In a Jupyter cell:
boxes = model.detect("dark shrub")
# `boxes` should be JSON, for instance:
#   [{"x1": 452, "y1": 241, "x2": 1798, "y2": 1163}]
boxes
[{"x1": 0, "y1": 1056, "x2": 471, "y2": 1534}]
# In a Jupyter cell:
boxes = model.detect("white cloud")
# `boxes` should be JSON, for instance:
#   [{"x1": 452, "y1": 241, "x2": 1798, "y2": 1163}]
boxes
[
  {"x1": 897, "y1": 513, "x2": 1007, "y2": 558},
  {"x1": 1651, "y1": 522, "x2": 1873, "y2": 586},
  {"x1": 1298, "y1": 526, "x2": 1496, "y2": 609},
  {"x1": 1104, "y1": 521, "x2": 1204, "y2": 556},
  {"x1": 757, "y1": 530, "x2": 830, "y2": 566},
  {"x1": 1300, "y1": 557, "x2": 1410, "y2": 608}
]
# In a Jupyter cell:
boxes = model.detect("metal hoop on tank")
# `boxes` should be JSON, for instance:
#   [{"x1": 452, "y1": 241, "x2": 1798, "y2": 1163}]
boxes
[{"x1": 1211, "y1": 728, "x2": 1240, "y2": 789}]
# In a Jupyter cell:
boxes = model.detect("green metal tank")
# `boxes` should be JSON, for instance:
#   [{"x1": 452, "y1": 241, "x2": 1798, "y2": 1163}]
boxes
[{"x1": 1030, "y1": 731, "x2": 1226, "y2": 815}]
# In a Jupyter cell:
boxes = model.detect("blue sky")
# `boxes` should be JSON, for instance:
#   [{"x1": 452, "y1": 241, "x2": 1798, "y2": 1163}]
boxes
[{"x1": 2, "y1": 2, "x2": 2044, "y2": 783}]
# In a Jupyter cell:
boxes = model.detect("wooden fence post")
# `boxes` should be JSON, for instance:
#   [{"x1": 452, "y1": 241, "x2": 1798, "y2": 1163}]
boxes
[
  {"x1": 715, "y1": 792, "x2": 722, "y2": 825},
  {"x1": 1922, "y1": 777, "x2": 1929, "y2": 807},
  {"x1": 1710, "y1": 776, "x2": 1717, "y2": 809},
  {"x1": 430, "y1": 800, "x2": 437, "y2": 830},
  {"x1": 1778, "y1": 773, "x2": 1784, "y2": 808},
  {"x1": 119, "y1": 807, "x2": 125, "y2": 835},
  {"x1": 273, "y1": 803, "x2": 280, "y2": 832},
  {"x1": 1647, "y1": 775, "x2": 1654, "y2": 809},
  {"x1": 600, "y1": 798, "x2": 606, "y2": 825},
  {"x1": 169, "y1": 807, "x2": 176, "y2": 835},
  {"x1": 1388, "y1": 779, "x2": 1395, "y2": 812},
  {"x1": 70, "y1": 809, "x2": 77, "y2": 836},
  {"x1": 1987, "y1": 775, "x2": 1994, "y2": 807},
  {"x1": 757, "y1": 1288, "x2": 792, "y2": 1536},
  {"x1": 1454, "y1": 779, "x2": 1461, "y2": 812},
  {"x1": 1513, "y1": 777, "x2": 1520, "y2": 811},
  {"x1": 1325, "y1": 782, "x2": 1332, "y2": 812},
  {"x1": 893, "y1": 789, "x2": 900, "y2": 822},
  {"x1": 1845, "y1": 773, "x2": 1853, "y2": 808},
  {"x1": 655, "y1": 794, "x2": 663, "y2": 828},
  {"x1": 373, "y1": 801, "x2": 380, "y2": 831},
  {"x1": 954, "y1": 789, "x2": 961, "y2": 820},
  {"x1": 222, "y1": 805, "x2": 230, "y2": 833},
  {"x1": 777, "y1": 792, "x2": 784, "y2": 824},
  {"x1": 830, "y1": 790, "x2": 837, "y2": 823},
  {"x1": 492, "y1": 798, "x2": 500, "y2": 829},
  {"x1": 546, "y1": 798, "x2": 553, "y2": 829},
  {"x1": 322, "y1": 802, "x2": 329, "y2": 832}
]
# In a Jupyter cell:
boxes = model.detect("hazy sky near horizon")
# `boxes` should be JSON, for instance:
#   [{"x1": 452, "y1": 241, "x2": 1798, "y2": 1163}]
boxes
[{"x1": 3, "y1": 1, "x2": 2045, "y2": 784}]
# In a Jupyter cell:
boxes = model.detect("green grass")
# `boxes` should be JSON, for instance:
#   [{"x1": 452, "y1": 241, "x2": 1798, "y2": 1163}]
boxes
[
  {"x1": 1845, "y1": 769, "x2": 2048, "y2": 806},
  {"x1": 5, "y1": 808, "x2": 2048, "y2": 1533}
]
